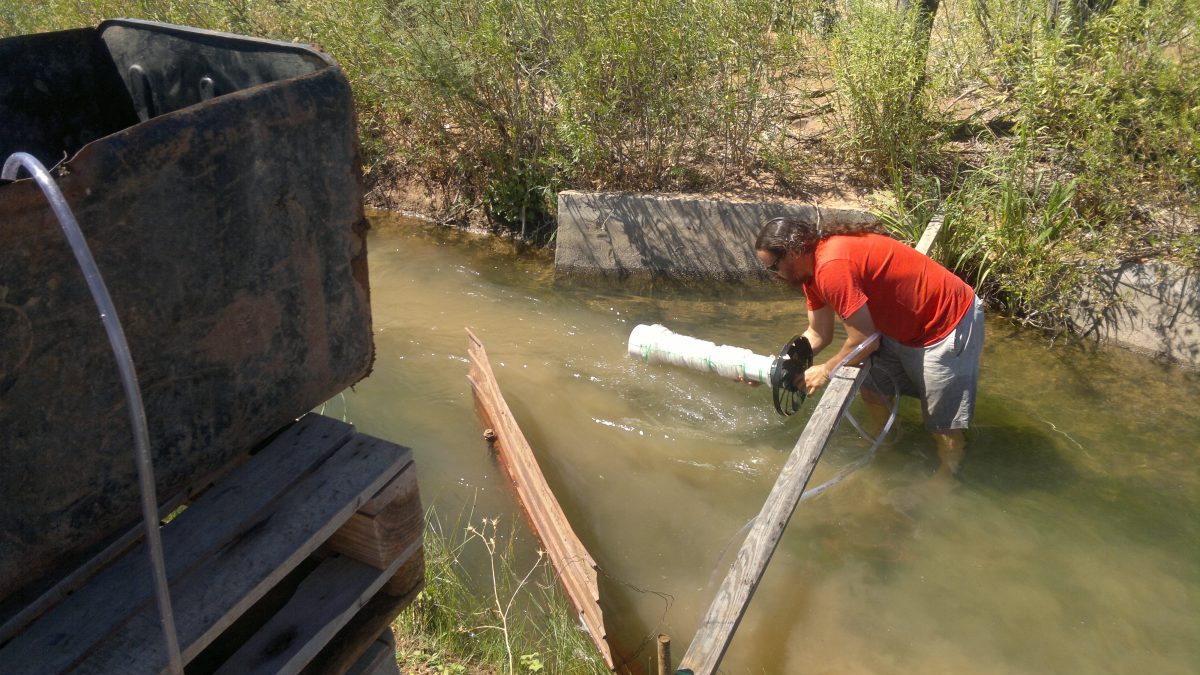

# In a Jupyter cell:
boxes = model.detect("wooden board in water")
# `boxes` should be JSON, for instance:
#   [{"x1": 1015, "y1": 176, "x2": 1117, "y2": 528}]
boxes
[{"x1": 466, "y1": 329, "x2": 615, "y2": 670}]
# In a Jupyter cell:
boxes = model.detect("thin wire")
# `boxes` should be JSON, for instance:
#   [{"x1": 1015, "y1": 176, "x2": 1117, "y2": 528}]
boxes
[
  {"x1": 2, "y1": 153, "x2": 184, "y2": 674},
  {"x1": 595, "y1": 566, "x2": 674, "y2": 671}
]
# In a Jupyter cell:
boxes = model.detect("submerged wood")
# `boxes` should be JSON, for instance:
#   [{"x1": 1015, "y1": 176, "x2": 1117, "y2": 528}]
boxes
[
  {"x1": 678, "y1": 367, "x2": 866, "y2": 675},
  {"x1": 466, "y1": 329, "x2": 615, "y2": 670}
]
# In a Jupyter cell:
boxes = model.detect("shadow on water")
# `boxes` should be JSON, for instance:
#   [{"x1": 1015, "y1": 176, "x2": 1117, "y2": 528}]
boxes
[{"x1": 964, "y1": 405, "x2": 1082, "y2": 493}]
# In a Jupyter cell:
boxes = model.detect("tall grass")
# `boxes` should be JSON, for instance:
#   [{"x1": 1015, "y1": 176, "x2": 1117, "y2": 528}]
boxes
[
  {"x1": 1010, "y1": 0, "x2": 1200, "y2": 222},
  {"x1": 822, "y1": 0, "x2": 941, "y2": 174},
  {"x1": 396, "y1": 509, "x2": 608, "y2": 674},
  {"x1": 943, "y1": 151, "x2": 1085, "y2": 330}
]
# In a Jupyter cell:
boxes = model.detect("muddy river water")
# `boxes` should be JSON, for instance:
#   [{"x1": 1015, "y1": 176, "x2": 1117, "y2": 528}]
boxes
[{"x1": 334, "y1": 213, "x2": 1199, "y2": 674}]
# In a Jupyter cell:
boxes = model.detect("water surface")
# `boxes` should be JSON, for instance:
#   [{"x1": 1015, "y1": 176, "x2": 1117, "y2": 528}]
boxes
[{"x1": 338, "y1": 213, "x2": 1199, "y2": 674}]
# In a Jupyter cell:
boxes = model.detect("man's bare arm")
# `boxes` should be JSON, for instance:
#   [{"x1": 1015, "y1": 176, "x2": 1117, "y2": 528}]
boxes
[
  {"x1": 803, "y1": 304, "x2": 879, "y2": 394},
  {"x1": 802, "y1": 306, "x2": 835, "y2": 355}
]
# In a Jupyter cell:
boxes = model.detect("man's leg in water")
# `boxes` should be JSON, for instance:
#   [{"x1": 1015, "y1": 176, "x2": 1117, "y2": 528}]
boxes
[
  {"x1": 860, "y1": 387, "x2": 895, "y2": 441},
  {"x1": 932, "y1": 429, "x2": 965, "y2": 479},
  {"x1": 861, "y1": 345, "x2": 911, "y2": 443}
]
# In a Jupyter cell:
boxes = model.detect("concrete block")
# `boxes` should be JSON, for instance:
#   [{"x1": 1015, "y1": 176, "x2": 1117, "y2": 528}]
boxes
[
  {"x1": 1072, "y1": 261, "x2": 1200, "y2": 368},
  {"x1": 554, "y1": 191, "x2": 876, "y2": 280}
]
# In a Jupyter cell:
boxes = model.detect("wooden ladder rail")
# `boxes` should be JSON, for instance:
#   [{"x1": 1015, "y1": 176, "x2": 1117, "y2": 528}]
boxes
[{"x1": 675, "y1": 366, "x2": 866, "y2": 675}]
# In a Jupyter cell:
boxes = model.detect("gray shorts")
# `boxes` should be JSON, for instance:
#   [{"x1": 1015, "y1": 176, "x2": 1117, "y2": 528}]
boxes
[{"x1": 862, "y1": 296, "x2": 984, "y2": 431}]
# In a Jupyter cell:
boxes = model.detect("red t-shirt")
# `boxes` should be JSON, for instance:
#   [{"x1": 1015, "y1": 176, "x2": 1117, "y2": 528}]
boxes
[{"x1": 803, "y1": 234, "x2": 974, "y2": 347}]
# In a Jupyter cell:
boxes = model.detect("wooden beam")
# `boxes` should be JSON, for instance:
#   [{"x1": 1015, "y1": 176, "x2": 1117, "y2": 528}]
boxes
[
  {"x1": 677, "y1": 367, "x2": 866, "y2": 675},
  {"x1": 915, "y1": 208, "x2": 945, "y2": 257},
  {"x1": 326, "y1": 463, "x2": 422, "y2": 570},
  {"x1": 381, "y1": 545, "x2": 426, "y2": 598},
  {"x1": 343, "y1": 631, "x2": 399, "y2": 675},
  {"x1": 466, "y1": 329, "x2": 615, "y2": 670},
  {"x1": 657, "y1": 634, "x2": 672, "y2": 675},
  {"x1": 298, "y1": 560, "x2": 424, "y2": 675}
]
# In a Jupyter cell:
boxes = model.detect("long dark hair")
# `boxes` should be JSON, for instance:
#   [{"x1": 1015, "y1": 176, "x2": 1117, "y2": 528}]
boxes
[{"x1": 754, "y1": 215, "x2": 883, "y2": 257}]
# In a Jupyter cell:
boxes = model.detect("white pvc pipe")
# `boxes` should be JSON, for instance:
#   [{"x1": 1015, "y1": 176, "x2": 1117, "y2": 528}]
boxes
[
  {"x1": 627, "y1": 323, "x2": 900, "y2": 500},
  {"x1": 628, "y1": 323, "x2": 776, "y2": 384}
]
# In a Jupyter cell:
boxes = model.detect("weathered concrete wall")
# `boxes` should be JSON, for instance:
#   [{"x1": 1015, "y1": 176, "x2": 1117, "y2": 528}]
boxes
[
  {"x1": 554, "y1": 191, "x2": 876, "y2": 280},
  {"x1": 1073, "y1": 261, "x2": 1200, "y2": 368}
]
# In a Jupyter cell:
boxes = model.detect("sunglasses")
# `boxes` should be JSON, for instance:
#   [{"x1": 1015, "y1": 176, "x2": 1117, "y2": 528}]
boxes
[{"x1": 763, "y1": 251, "x2": 786, "y2": 275}]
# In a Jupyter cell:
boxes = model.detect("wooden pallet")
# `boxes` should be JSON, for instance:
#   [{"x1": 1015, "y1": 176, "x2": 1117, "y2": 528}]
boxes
[
  {"x1": 343, "y1": 629, "x2": 401, "y2": 675},
  {"x1": 0, "y1": 413, "x2": 423, "y2": 675}
]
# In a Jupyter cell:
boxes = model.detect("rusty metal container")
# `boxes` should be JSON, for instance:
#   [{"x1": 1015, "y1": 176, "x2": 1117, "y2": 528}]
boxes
[{"x1": 0, "y1": 20, "x2": 373, "y2": 617}]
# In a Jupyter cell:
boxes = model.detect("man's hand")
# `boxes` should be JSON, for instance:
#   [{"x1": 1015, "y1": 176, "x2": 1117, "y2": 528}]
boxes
[{"x1": 802, "y1": 364, "x2": 830, "y2": 395}]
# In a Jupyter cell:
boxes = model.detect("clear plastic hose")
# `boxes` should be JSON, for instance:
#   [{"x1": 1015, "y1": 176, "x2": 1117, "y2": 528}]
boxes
[
  {"x1": 827, "y1": 331, "x2": 881, "y2": 379},
  {"x1": 2, "y1": 153, "x2": 184, "y2": 674},
  {"x1": 801, "y1": 332, "x2": 898, "y2": 501}
]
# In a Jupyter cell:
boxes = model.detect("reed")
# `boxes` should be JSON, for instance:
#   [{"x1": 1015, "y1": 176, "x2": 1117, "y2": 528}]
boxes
[{"x1": 394, "y1": 508, "x2": 608, "y2": 674}]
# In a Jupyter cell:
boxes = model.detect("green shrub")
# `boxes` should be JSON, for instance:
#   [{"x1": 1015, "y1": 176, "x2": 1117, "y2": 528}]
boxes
[
  {"x1": 936, "y1": 150, "x2": 1085, "y2": 330},
  {"x1": 382, "y1": 0, "x2": 562, "y2": 239},
  {"x1": 1006, "y1": 0, "x2": 1198, "y2": 221},
  {"x1": 823, "y1": 0, "x2": 942, "y2": 175},
  {"x1": 384, "y1": 0, "x2": 810, "y2": 236},
  {"x1": 4, "y1": 0, "x2": 1196, "y2": 266}
]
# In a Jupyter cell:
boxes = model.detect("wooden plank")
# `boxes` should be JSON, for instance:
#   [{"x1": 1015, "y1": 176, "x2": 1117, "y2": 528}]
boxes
[
  {"x1": 677, "y1": 367, "x2": 866, "y2": 675},
  {"x1": 0, "y1": 414, "x2": 354, "y2": 675},
  {"x1": 465, "y1": 329, "x2": 615, "y2": 670},
  {"x1": 915, "y1": 208, "x2": 945, "y2": 256},
  {"x1": 326, "y1": 463, "x2": 422, "y2": 569},
  {"x1": 380, "y1": 544, "x2": 425, "y2": 598},
  {"x1": 299, "y1": 557, "x2": 425, "y2": 675},
  {"x1": 343, "y1": 631, "x2": 398, "y2": 675},
  {"x1": 214, "y1": 541, "x2": 419, "y2": 675},
  {"x1": 69, "y1": 434, "x2": 410, "y2": 674},
  {"x1": 357, "y1": 468, "x2": 417, "y2": 518}
]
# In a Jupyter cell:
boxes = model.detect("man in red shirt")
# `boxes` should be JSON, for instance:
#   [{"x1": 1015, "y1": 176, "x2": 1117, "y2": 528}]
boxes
[{"x1": 754, "y1": 216, "x2": 984, "y2": 478}]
